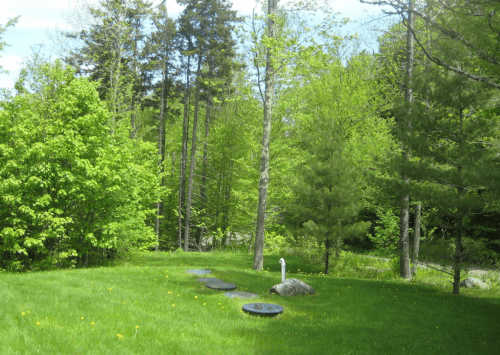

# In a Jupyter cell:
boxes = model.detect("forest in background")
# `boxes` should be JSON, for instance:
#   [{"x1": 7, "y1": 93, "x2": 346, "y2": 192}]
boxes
[{"x1": 1, "y1": 0, "x2": 500, "y2": 294}]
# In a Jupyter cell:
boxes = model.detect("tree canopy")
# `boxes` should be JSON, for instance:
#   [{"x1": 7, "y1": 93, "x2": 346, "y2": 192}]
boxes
[{"x1": 0, "y1": 0, "x2": 499, "y2": 295}]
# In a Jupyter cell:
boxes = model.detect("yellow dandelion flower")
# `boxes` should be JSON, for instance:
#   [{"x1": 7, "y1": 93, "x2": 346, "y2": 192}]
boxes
[
  {"x1": 27, "y1": 311, "x2": 30, "y2": 314},
  {"x1": 203, "y1": 303, "x2": 206, "y2": 306},
  {"x1": 21, "y1": 312, "x2": 25, "y2": 316},
  {"x1": 117, "y1": 334, "x2": 123, "y2": 339},
  {"x1": 36, "y1": 322, "x2": 40, "y2": 325},
  {"x1": 195, "y1": 296, "x2": 198, "y2": 298},
  {"x1": 91, "y1": 322, "x2": 95, "y2": 325},
  {"x1": 81, "y1": 317, "x2": 84, "y2": 320},
  {"x1": 172, "y1": 304, "x2": 175, "y2": 307},
  {"x1": 135, "y1": 325, "x2": 139, "y2": 329}
]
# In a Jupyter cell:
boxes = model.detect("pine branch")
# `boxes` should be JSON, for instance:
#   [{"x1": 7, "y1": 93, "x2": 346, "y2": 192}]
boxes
[{"x1": 362, "y1": 0, "x2": 500, "y2": 90}]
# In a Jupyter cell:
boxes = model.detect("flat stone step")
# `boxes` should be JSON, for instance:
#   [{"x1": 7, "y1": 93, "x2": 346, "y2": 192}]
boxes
[
  {"x1": 205, "y1": 281, "x2": 237, "y2": 290},
  {"x1": 242, "y1": 303, "x2": 283, "y2": 316},
  {"x1": 224, "y1": 291, "x2": 259, "y2": 299}
]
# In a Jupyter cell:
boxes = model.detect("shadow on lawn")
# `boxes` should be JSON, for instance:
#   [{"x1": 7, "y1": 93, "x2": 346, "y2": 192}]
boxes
[
  {"x1": 231, "y1": 276, "x2": 500, "y2": 355},
  {"x1": 122, "y1": 251, "x2": 500, "y2": 354},
  {"x1": 159, "y1": 252, "x2": 500, "y2": 355}
]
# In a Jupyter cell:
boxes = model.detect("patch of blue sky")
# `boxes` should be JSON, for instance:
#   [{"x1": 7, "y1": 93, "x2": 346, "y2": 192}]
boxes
[{"x1": 0, "y1": 0, "x2": 396, "y2": 89}]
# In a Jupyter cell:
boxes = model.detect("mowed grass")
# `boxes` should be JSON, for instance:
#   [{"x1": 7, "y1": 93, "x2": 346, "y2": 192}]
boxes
[{"x1": 1, "y1": 252, "x2": 499, "y2": 355}]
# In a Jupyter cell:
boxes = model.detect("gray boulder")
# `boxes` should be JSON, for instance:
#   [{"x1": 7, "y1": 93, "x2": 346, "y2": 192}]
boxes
[
  {"x1": 269, "y1": 278, "x2": 315, "y2": 297},
  {"x1": 460, "y1": 277, "x2": 490, "y2": 290}
]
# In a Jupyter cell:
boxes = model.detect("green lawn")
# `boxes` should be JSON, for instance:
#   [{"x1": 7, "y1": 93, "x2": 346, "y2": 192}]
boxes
[{"x1": 1, "y1": 251, "x2": 499, "y2": 354}]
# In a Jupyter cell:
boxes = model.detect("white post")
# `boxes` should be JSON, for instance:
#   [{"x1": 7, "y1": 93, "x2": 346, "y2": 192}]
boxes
[{"x1": 279, "y1": 258, "x2": 286, "y2": 282}]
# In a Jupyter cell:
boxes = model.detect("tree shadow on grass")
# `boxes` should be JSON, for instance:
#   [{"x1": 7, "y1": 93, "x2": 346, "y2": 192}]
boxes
[{"x1": 231, "y1": 277, "x2": 500, "y2": 355}]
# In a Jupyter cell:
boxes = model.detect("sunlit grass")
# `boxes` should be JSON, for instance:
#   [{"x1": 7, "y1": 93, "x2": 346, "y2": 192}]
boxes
[{"x1": 0, "y1": 251, "x2": 499, "y2": 354}]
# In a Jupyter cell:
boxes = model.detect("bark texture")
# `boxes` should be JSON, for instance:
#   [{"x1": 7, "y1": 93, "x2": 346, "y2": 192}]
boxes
[
  {"x1": 184, "y1": 56, "x2": 203, "y2": 251},
  {"x1": 399, "y1": 0, "x2": 414, "y2": 280},
  {"x1": 178, "y1": 56, "x2": 191, "y2": 249},
  {"x1": 411, "y1": 202, "x2": 421, "y2": 275},
  {"x1": 253, "y1": 0, "x2": 278, "y2": 271}
]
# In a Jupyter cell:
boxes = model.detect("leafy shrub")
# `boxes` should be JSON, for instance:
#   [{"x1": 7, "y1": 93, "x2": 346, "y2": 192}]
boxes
[
  {"x1": 264, "y1": 231, "x2": 290, "y2": 254},
  {"x1": 0, "y1": 62, "x2": 158, "y2": 271},
  {"x1": 367, "y1": 206, "x2": 401, "y2": 252},
  {"x1": 389, "y1": 256, "x2": 400, "y2": 278}
]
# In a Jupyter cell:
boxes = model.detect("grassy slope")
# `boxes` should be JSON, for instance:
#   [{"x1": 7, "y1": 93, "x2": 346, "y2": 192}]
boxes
[{"x1": 0, "y1": 252, "x2": 499, "y2": 355}]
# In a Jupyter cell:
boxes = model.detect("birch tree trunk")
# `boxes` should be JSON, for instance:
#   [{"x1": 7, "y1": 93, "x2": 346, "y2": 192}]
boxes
[
  {"x1": 399, "y1": 0, "x2": 414, "y2": 280},
  {"x1": 183, "y1": 55, "x2": 203, "y2": 251},
  {"x1": 178, "y1": 56, "x2": 191, "y2": 249},
  {"x1": 253, "y1": 0, "x2": 278, "y2": 271},
  {"x1": 411, "y1": 202, "x2": 421, "y2": 275},
  {"x1": 155, "y1": 48, "x2": 169, "y2": 252}
]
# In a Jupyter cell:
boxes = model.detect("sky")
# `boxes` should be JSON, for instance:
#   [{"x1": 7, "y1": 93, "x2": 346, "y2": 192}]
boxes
[{"x1": 0, "y1": 0, "x2": 395, "y2": 89}]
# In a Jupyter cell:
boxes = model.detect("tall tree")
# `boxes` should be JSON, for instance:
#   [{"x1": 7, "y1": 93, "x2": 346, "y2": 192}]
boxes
[
  {"x1": 284, "y1": 50, "x2": 394, "y2": 274},
  {"x1": 64, "y1": 0, "x2": 153, "y2": 131},
  {"x1": 399, "y1": 0, "x2": 415, "y2": 280},
  {"x1": 362, "y1": 0, "x2": 500, "y2": 90},
  {"x1": 148, "y1": 1, "x2": 177, "y2": 251},
  {"x1": 253, "y1": 0, "x2": 279, "y2": 270},
  {"x1": 404, "y1": 62, "x2": 498, "y2": 294},
  {"x1": 177, "y1": 0, "x2": 240, "y2": 251}
]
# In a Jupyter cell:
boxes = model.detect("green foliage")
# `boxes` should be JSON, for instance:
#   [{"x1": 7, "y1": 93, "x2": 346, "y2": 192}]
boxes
[
  {"x1": 368, "y1": 206, "x2": 400, "y2": 252},
  {"x1": 0, "y1": 61, "x2": 158, "y2": 271},
  {"x1": 263, "y1": 230, "x2": 292, "y2": 254},
  {"x1": 389, "y1": 256, "x2": 400, "y2": 278},
  {"x1": 283, "y1": 50, "x2": 394, "y2": 265}
]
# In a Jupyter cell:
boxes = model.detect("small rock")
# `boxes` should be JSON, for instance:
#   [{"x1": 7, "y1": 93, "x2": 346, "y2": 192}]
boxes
[
  {"x1": 460, "y1": 277, "x2": 490, "y2": 290},
  {"x1": 269, "y1": 278, "x2": 315, "y2": 297}
]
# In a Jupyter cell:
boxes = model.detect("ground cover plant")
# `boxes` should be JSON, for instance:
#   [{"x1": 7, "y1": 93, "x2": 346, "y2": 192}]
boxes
[{"x1": 1, "y1": 251, "x2": 499, "y2": 355}]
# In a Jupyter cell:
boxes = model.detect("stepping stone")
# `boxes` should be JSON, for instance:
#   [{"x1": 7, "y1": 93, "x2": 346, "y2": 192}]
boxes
[
  {"x1": 205, "y1": 281, "x2": 237, "y2": 290},
  {"x1": 197, "y1": 278, "x2": 223, "y2": 283},
  {"x1": 224, "y1": 291, "x2": 259, "y2": 299},
  {"x1": 242, "y1": 303, "x2": 283, "y2": 316},
  {"x1": 186, "y1": 269, "x2": 212, "y2": 275}
]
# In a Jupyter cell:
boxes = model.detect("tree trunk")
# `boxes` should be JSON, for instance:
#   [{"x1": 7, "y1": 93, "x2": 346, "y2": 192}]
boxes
[
  {"x1": 453, "y1": 108, "x2": 465, "y2": 295},
  {"x1": 183, "y1": 55, "x2": 203, "y2": 251},
  {"x1": 399, "y1": 0, "x2": 414, "y2": 280},
  {"x1": 411, "y1": 202, "x2": 421, "y2": 275},
  {"x1": 325, "y1": 237, "x2": 330, "y2": 275},
  {"x1": 178, "y1": 56, "x2": 191, "y2": 249},
  {"x1": 400, "y1": 193, "x2": 412, "y2": 279},
  {"x1": 155, "y1": 50, "x2": 169, "y2": 252},
  {"x1": 253, "y1": 0, "x2": 278, "y2": 271},
  {"x1": 198, "y1": 88, "x2": 211, "y2": 246},
  {"x1": 453, "y1": 211, "x2": 463, "y2": 294}
]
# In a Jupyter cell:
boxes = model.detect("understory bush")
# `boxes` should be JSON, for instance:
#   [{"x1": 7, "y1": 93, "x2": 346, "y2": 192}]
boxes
[{"x1": 0, "y1": 62, "x2": 158, "y2": 271}]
